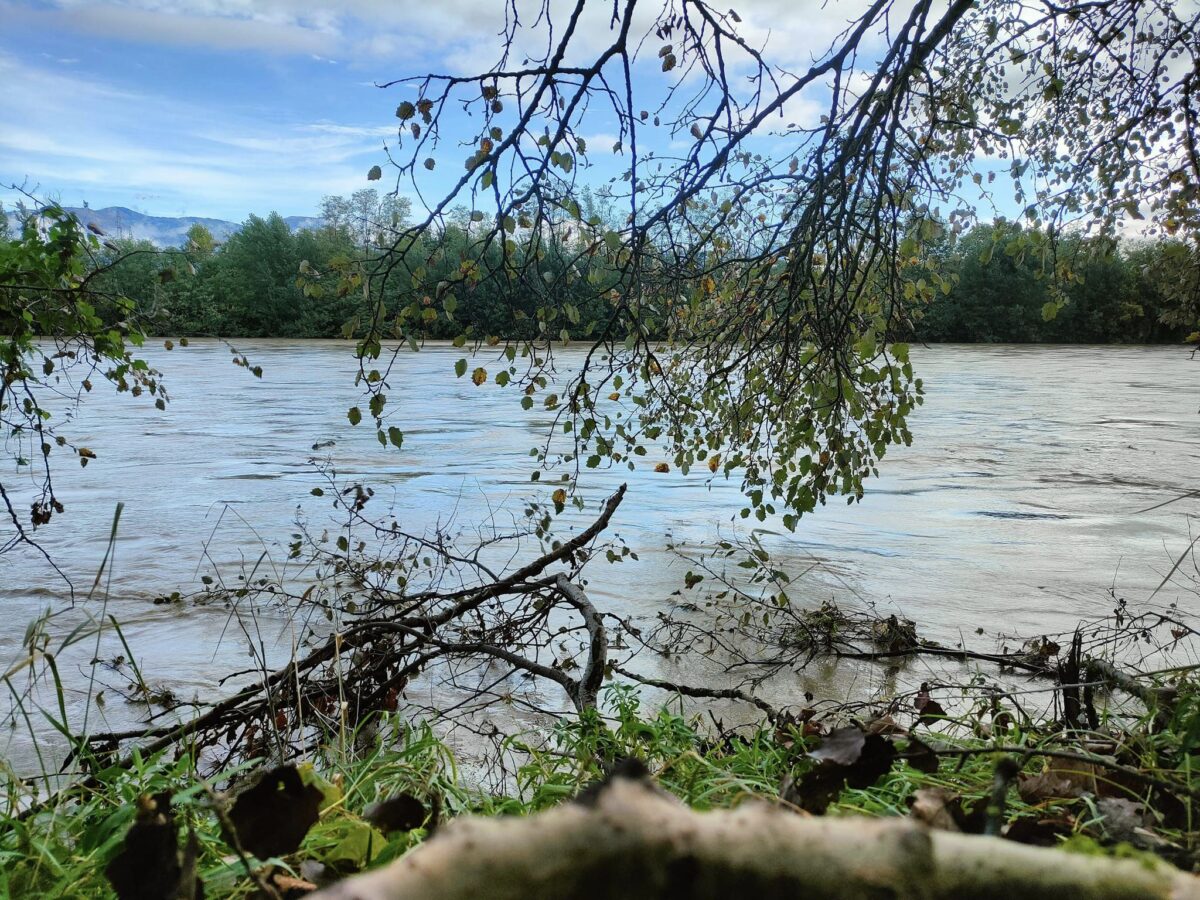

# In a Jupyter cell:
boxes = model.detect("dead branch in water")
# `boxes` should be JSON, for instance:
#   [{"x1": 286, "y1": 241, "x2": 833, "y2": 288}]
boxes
[{"x1": 26, "y1": 484, "x2": 629, "y2": 820}]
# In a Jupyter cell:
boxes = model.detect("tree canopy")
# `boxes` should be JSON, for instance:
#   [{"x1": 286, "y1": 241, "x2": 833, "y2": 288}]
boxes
[
  {"x1": 0, "y1": 203, "x2": 165, "y2": 565},
  {"x1": 335, "y1": 0, "x2": 1200, "y2": 524}
]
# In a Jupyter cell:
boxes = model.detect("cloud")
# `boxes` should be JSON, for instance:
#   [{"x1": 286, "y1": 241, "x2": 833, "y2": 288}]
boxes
[
  {"x1": 8, "y1": 0, "x2": 869, "y2": 66},
  {"x1": 0, "y1": 53, "x2": 380, "y2": 217},
  {"x1": 11, "y1": 2, "x2": 333, "y2": 54},
  {"x1": 306, "y1": 123, "x2": 396, "y2": 138},
  {"x1": 0, "y1": 0, "x2": 896, "y2": 219}
]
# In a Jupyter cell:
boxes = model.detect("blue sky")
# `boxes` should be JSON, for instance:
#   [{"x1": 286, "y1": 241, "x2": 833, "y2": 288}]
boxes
[
  {"x1": 0, "y1": 0, "x2": 933, "y2": 222},
  {"x1": 1, "y1": 2, "x2": 453, "y2": 218}
]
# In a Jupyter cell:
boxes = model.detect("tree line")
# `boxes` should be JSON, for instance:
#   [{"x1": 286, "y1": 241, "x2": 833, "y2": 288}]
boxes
[
  {"x1": 1, "y1": 192, "x2": 1194, "y2": 345},
  {"x1": 30, "y1": 206, "x2": 1186, "y2": 346},
  {"x1": 914, "y1": 222, "x2": 1196, "y2": 344}
]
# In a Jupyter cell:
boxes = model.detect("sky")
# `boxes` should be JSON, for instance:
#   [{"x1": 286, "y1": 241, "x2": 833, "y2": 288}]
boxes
[{"x1": 0, "y1": 0, "x2": 916, "y2": 222}]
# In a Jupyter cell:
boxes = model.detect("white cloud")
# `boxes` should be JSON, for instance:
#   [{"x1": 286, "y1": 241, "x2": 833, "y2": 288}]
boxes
[
  {"x1": 10, "y1": 0, "x2": 870, "y2": 68},
  {"x1": 14, "y1": 2, "x2": 334, "y2": 54},
  {"x1": 0, "y1": 53, "x2": 380, "y2": 217},
  {"x1": 0, "y1": 0, "x2": 893, "y2": 218},
  {"x1": 306, "y1": 123, "x2": 396, "y2": 137}
]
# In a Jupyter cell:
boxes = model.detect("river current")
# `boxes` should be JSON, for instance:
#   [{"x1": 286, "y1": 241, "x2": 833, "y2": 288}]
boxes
[{"x1": 2, "y1": 342, "x2": 1197, "y2": 767}]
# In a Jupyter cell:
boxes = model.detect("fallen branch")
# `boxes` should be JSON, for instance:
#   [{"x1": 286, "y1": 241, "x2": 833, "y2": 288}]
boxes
[
  {"x1": 312, "y1": 775, "x2": 1199, "y2": 900},
  {"x1": 556, "y1": 573, "x2": 606, "y2": 712},
  {"x1": 1083, "y1": 657, "x2": 1178, "y2": 710},
  {"x1": 610, "y1": 663, "x2": 780, "y2": 722},
  {"x1": 23, "y1": 487, "x2": 629, "y2": 819}
]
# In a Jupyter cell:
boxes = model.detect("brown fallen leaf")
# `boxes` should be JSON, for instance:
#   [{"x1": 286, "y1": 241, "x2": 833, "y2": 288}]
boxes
[
  {"x1": 1017, "y1": 770, "x2": 1086, "y2": 803},
  {"x1": 903, "y1": 735, "x2": 940, "y2": 774},
  {"x1": 909, "y1": 788, "x2": 961, "y2": 832},
  {"x1": 790, "y1": 727, "x2": 897, "y2": 814},
  {"x1": 1004, "y1": 814, "x2": 1076, "y2": 846},
  {"x1": 865, "y1": 715, "x2": 906, "y2": 737},
  {"x1": 224, "y1": 765, "x2": 323, "y2": 860},
  {"x1": 106, "y1": 792, "x2": 204, "y2": 900},
  {"x1": 914, "y1": 682, "x2": 948, "y2": 724},
  {"x1": 808, "y1": 726, "x2": 865, "y2": 766},
  {"x1": 272, "y1": 871, "x2": 319, "y2": 897}
]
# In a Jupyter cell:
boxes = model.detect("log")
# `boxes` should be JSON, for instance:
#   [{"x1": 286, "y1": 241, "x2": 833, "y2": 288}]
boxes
[
  {"x1": 1084, "y1": 657, "x2": 1177, "y2": 709},
  {"x1": 312, "y1": 776, "x2": 1199, "y2": 900}
]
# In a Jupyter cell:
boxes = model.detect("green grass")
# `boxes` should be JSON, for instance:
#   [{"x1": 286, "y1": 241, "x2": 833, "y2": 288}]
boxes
[{"x1": 1, "y1": 683, "x2": 1196, "y2": 897}]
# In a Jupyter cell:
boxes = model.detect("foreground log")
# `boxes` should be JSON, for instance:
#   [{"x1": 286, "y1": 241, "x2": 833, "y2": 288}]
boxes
[{"x1": 313, "y1": 776, "x2": 1198, "y2": 900}]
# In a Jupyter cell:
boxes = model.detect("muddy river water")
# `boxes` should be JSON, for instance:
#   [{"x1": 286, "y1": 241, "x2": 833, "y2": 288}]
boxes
[{"x1": 2, "y1": 342, "x2": 1197, "y2": 768}]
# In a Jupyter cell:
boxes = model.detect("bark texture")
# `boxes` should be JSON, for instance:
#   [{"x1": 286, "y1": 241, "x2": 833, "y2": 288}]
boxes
[{"x1": 313, "y1": 777, "x2": 1199, "y2": 900}]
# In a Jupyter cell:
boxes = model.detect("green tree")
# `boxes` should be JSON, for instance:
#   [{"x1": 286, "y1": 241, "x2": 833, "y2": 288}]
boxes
[
  {"x1": 1126, "y1": 239, "x2": 1200, "y2": 341},
  {"x1": 0, "y1": 203, "x2": 167, "y2": 552},
  {"x1": 210, "y1": 213, "x2": 303, "y2": 336},
  {"x1": 320, "y1": 191, "x2": 412, "y2": 249},
  {"x1": 185, "y1": 223, "x2": 216, "y2": 257}
]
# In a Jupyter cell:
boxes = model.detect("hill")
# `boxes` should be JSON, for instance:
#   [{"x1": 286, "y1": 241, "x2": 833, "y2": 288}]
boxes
[{"x1": 6, "y1": 205, "x2": 322, "y2": 247}]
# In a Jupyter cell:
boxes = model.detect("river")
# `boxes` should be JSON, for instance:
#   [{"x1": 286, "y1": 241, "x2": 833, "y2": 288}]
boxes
[{"x1": 1, "y1": 341, "x2": 1197, "y2": 768}]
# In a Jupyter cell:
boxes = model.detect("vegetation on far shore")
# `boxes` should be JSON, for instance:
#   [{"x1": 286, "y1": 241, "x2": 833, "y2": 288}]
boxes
[{"x1": 9, "y1": 192, "x2": 1192, "y2": 346}]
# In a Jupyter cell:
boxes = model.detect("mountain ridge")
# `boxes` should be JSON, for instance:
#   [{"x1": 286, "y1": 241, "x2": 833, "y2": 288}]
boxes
[{"x1": 6, "y1": 205, "x2": 322, "y2": 247}]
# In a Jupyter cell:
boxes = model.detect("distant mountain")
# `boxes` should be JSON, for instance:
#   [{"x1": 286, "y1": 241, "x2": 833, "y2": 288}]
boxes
[{"x1": 6, "y1": 206, "x2": 322, "y2": 247}]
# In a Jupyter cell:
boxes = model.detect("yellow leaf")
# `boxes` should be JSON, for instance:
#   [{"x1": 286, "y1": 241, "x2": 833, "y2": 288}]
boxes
[
  {"x1": 472, "y1": 367, "x2": 487, "y2": 386},
  {"x1": 608, "y1": 392, "x2": 620, "y2": 401},
  {"x1": 654, "y1": 462, "x2": 670, "y2": 473},
  {"x1": 707, "y1": 455, "x2": 720, "y2": 473},
  {"x1": 552, "y1": 488, "x2": 567, "y2": 505},
  {"x1": 701, "y1": 275, "x2": 716, "y2": 294}
]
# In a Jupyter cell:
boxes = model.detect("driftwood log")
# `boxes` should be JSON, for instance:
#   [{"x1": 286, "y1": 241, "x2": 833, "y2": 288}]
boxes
[{"x1": 314, "y1": 775, "x2": 1199, "y2": 900}]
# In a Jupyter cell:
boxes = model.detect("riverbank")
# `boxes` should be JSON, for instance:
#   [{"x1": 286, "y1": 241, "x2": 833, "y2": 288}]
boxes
[{"x1": 5, "y1": 650, "x2": 1198, "y2": 897}]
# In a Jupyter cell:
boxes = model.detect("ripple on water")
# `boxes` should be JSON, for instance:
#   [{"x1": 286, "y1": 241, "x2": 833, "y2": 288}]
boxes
[
  {"x1": 2, "y1": 340, "x2": 1197, "y2": 773},
  {"x1": 975, "y1": 510, "x2": 1076, "y2": 520}
]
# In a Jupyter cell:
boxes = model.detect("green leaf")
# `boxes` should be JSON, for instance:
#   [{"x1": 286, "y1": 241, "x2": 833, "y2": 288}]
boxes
[
  {"x1": 387, "y1": 426, "x2": 404, "y2": 448},
  {"x1": 319, "y1": 820, "x2": 388, "y2": 869},
  {"x1": 347, "y1": 406, "x2": 362, "y2": 426},
  {"x1": 455, "y1": 358, "x2": 468, "y2": 378}
]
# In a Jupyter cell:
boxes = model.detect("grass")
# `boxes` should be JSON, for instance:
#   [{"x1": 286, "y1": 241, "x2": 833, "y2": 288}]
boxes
[{"x1": 3, "y1": 679, "x2": 1194, "y2": 898}]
